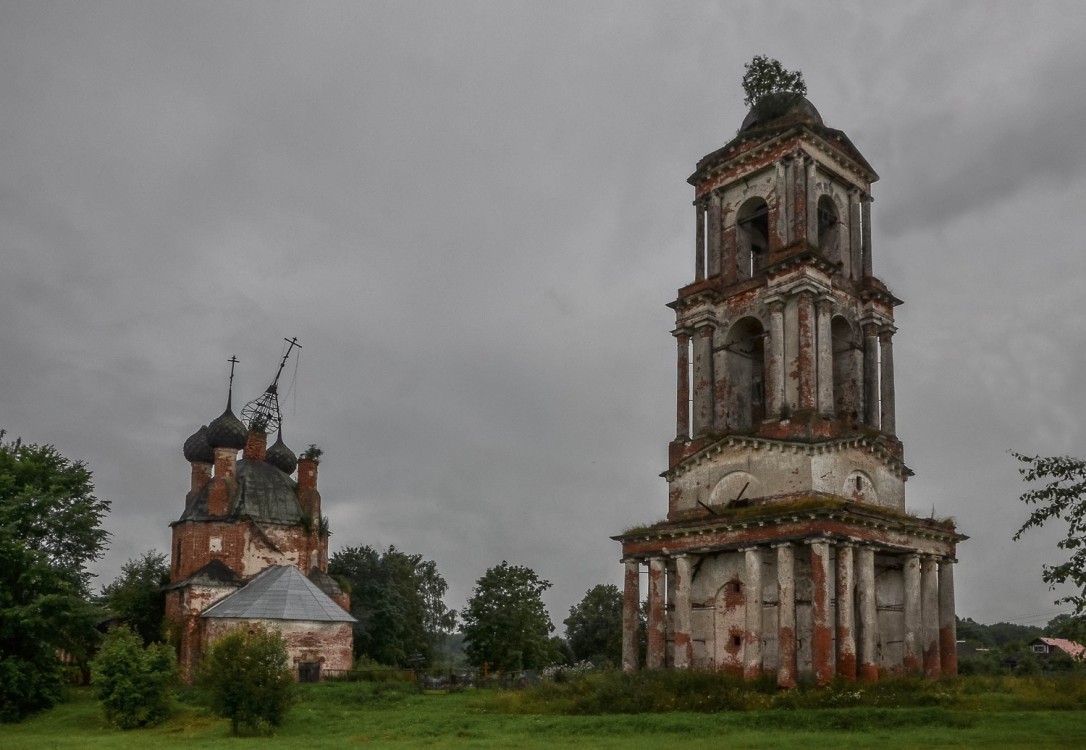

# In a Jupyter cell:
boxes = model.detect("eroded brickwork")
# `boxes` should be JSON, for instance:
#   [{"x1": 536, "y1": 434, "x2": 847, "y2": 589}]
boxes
[{"x1": 616, "y1": 95, "x2": 964, "y2": 683}]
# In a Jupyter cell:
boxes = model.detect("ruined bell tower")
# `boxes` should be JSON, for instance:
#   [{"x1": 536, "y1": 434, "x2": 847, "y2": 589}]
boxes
[{"x1": 614, "y1": 87, "x2": 965, "y2": 685}]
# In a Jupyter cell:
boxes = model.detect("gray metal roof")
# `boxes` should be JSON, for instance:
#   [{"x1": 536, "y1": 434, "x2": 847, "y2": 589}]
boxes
[{"x1": 201, "y1": 565, "x2": 356, "y2": 622}]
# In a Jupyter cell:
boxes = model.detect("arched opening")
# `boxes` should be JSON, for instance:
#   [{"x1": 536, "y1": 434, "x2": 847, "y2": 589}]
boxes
[
  {"x1": 724, "y1": 317, "x2": 766, "y2": 431},
  {"x1": 817, "y1": 195, "x2": 841, "y2": 265},
  {"x1": 736, "y1": 198, "x2": 769, "y2": 280},
  {"x1": 831, "y1": 316, "x2": 861, "y2": 426}
]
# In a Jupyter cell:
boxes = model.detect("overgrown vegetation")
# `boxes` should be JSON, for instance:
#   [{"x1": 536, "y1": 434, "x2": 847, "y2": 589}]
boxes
[
  {"x1": 99, "y1": 551, "x2": 169, "y2": 645},
  {"x1": 741, "y1": 55, "x2": 807, "y2": 124},
  {"x1": 491, "y1": 669, "x2": 1086, "y2": 716},
  {"x1": 462, "y1": 561, "x2": 560, "y2": 673},
  {"x1": 198, "y1": 626, "x2": 296, "y2": 736},
  {"x1": 90, "y1": 626, "x2": 176, "y2": 729},
  {"x1": 1013, "y1": 452, "x2": 1086, "y2": 614},
  {"x1": 5, "y1": 677, "x2": 1086, "y2": 749},
  {"x1": 0, "y1": 431, "x2": 109, "y2": 722},
  {"x1": 329, "y1": 544, "x2": 456, "y2": 667}
]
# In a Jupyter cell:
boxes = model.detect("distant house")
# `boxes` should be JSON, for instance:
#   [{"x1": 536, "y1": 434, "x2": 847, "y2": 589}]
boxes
[{"x1": 1029, "y1": 637, "x2": 1085, "y2": 661}]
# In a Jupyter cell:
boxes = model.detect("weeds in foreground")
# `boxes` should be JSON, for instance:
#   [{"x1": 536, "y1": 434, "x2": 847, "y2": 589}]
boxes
[{"x1": 486, "y1": 670, "x2": 1086, "y2": 716}]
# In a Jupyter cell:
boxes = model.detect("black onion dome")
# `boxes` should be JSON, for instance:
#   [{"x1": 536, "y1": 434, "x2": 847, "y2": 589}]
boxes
[
  {"x1": 206, "y1": 405, "x2": 248, "y2": 450},
  {"x1": 183, "y1": 425, "x2": 214, "y2": 463},
  {"x1": 265, "y1": 432, "x2": 297, "y2": 475}
]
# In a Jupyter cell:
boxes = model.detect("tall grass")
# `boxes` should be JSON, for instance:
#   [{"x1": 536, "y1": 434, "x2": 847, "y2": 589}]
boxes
[{"x1": 2, "y1": 674, "x2": 1085, "y2": 749}]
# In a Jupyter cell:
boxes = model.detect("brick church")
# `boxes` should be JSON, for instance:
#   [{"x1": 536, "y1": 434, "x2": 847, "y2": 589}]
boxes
[
  {"x1": 165, "y1": 349, "x2": 355, "y2": 681},
  {"x1": 614, "y1": 89, "x2": 965, "y2": 684}
]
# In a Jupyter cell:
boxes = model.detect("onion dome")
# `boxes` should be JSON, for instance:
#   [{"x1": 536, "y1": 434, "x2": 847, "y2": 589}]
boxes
[
  {"x1": 182, "y1": 425, "x2": 214, "y2": 463},
  {"x1": 265, "y1": 431, "x2": 298, "y2": 475},
  {"x1": 206, "y1": 403, "x2": 248, "y2": 450}
]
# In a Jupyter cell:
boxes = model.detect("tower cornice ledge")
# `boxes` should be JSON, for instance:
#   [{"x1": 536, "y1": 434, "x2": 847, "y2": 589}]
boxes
[
  {"x1": 612, "y1": 498, "x2": 966, "y2": 552},
  {"x1": 663, "y1": 434, "x2": 912, "y2": 482}
]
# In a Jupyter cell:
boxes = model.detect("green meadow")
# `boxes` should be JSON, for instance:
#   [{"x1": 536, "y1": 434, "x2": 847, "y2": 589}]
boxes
[{"x1": 2, "y1": 676, "x2": 1085, "y2": 749}]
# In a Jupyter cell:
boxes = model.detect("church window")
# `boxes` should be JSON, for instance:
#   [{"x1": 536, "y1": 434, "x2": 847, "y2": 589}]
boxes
[
  {"x1": 817, "y1": 195, "x2": 841, "y2": 263},
  {"x1": 736, "y1": 198, "x2": 770, "y2": 280}
]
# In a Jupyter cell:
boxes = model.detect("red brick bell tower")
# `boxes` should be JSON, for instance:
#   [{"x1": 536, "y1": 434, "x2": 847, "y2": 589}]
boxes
[{"x1": 614, "y1": 87, "x2": 965, "y2": 685}]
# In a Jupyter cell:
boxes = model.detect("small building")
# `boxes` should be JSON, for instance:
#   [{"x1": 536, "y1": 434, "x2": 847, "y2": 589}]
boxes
[
  {"x1": 613, "y1": 91, "x2": 966, "y2": 685},
  {"x1": 1030, "y1": 637, "x2": 1085, "y2": 661},
  {"x1": 165, "y1": 351, "x2": 355, "y2": 681}
]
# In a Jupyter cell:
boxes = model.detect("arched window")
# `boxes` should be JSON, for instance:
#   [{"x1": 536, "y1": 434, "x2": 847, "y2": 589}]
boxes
[
  {"x1": 831, "y1": 316, "x2": 861, "y2": 425},
  {"x1": 817, "y1": 195, "x2": 841, "y2": 264},
  {"x1": 736, "y1": 198, "x2": 769, "y2": 280},
  {"x1": 724, "y1": 317, "x2": 766, "y2": 430}
]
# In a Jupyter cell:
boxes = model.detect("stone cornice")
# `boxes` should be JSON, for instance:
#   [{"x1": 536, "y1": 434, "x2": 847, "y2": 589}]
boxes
[
  {"x1": 663, "y1": 433, "x2": 912, "y2": 482},
  {"x1": 613, "y1": 500, "x2": 966, "y2": 553}
]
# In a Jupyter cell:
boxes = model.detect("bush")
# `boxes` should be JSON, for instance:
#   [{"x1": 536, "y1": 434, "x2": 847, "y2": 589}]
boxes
[
  {"x1": 199, "y1": 626, "x2": 296, "y2": 735},
  {"x1": 90, "y1": 626, "x2": 176, "y2": 729}
]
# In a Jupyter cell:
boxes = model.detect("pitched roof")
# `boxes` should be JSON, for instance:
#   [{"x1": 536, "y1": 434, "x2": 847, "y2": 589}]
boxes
[
  {"x1": 165, "y1": 559, "x2": 243, "y2": 591},
  {"x1": 1036, "y1": 637, "x2": 1086, "y2": 659},
  {"x1": 201, "y1": 565, "x2": 355, "y2": 622}
]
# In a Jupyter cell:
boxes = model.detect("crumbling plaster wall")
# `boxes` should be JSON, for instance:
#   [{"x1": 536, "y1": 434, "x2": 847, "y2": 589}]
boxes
[
  {"x1": 668, "y1": 442, "x2": 905, "y2": 516},
  {"x1": 202, "y1": 618, "x2": 354, "y2": 674}
]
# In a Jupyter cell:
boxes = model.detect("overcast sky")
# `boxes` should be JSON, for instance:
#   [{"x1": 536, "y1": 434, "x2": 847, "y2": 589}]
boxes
[{"x1": 3, "y1": 1, "x2": 1086, "y2": 631}]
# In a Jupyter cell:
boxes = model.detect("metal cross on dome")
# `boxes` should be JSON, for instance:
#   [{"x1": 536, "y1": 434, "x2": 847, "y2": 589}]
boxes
[{"x1": 240, "y1": 337, "x2": 301, "y2": 434}]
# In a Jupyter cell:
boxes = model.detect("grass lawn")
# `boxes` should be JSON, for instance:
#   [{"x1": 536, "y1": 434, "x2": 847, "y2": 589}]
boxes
[{"x1": 1, "y1": 681, "x2": 1084, "y2": 749}]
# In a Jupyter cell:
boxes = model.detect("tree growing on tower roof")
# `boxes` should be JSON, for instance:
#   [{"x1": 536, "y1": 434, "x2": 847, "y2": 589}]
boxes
[{"x1": 741, "y1": 55, "x2": 807, "y2": 124}]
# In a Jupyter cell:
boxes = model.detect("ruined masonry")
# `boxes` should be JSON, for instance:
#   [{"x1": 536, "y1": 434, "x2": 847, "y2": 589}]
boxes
[
  {"x1": 613, "y1": 95, "x2": 966, "y2": 684},
  {"x1": 165, "y1": 364, "x2": 355, "y2": 682}
]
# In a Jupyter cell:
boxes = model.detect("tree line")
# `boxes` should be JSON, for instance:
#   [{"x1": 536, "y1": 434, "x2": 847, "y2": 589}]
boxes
[{"x1": 0, "y1": 431, "x2": 628, "y2": 724}]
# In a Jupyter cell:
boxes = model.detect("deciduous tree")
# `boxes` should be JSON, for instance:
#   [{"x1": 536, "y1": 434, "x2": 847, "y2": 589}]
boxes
[
  {"x1": 741, "y1": 55, "x2": 807, "y2": 122},
  {"x1": 100, "y1": 551, "x2": 169, "y2": 645},
  {"x1": 1013, "y1": 452, "x2": 1086, "y2": 614},
  {"x1": 329, "y1": 545, "x2": 455, "y2": 666},
  {"x1": 564, "y1": 584, "x2": 623, "y2": 667},
  {"x1": 461, "y1": 561, "x2": 555, "y2": 673},
  {"x1": 90, "y1": 626, "x2": 176, "y2": 729},
  {"x1": 0, "y1": 431, "x2": 109, "y2": 722},
  {"x1": 199, "y1": 626, "x2": 295, "y2": 736}
]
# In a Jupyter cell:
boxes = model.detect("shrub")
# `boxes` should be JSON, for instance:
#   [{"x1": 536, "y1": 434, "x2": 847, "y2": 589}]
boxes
[
  {"x1": 199, "y1": 626, "x2": 296, "y2": 735},
  {"x1": 90, "y1": 626, "x2": 176, "y2": 729}
]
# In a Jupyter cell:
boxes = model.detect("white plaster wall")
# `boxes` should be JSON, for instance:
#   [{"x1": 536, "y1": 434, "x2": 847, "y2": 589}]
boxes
[{"x1": 671, "y1": 443, "x2": 905, "y2": 513}]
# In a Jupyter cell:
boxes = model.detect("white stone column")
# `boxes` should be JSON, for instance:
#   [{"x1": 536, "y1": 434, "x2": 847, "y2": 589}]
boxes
[
  {"x1": 848, "y1": 189, "x2": 861, "y2": 280},
  {"x1": 775, "y1": 543, "x2": 796, "y2": 688},
  {"x1": 879, "y1": 327, "x2": 896, "y2": 435},
  {"x1": 921, "y1": 555, "x2": 941, "y2": 677},
  {"x1": 902, "y1": 553, "x2": 922, "y2": 673},
  {"x1": 673, "y1": 555, "x2": 693, "y2": 669},
  {"x1": 622, "y1": 560, "x2": 640, "y2": 672},
  {"x1": 695, "y1": 202, "x2": 706, "y2": 280},
  {"x1": 805, "y1": 158, "x2": 818, "y2": 244},
  {"x1": 835, "y1": 542, "x2": 856, "y2": 680},
  {"x1": 646, "y1": 557, "x2": 667, "y2": 669},
  {"x1": 808, "y1": 538, "x2": 833, "y2": 685},
  {"x1": 674, "y1": 331, "x2": 690, "y2": 440},
  {"x1": 857, "y1": 545, "x2": 878, "y2": 681},
  {"x1": 797, "y1": 291, "x2": 816, "y2": 411},
  {"x1": 939, "y1": 558, "x2": 958, "y2": 676},
  {"x1": 862, "y1": 321, "x2": 879, "y2": 429},
  {"x1": 743, "y1": 547, "x2": 763, "y2": 680},
  {"x1": 707, "y1": 194, "x2": 722, "y2": 278},
  {"x1": 861, "y1": 193, "x2": 873, "y2": 277},
  {"x1": 766, "y1": 299, "x2": 785, "y2": 419},
  {"x1": 816, "y1": 298, "x2": 834, "y2": 417},
  {"x1": 692, "y1": 325, "x2": 714, "y2": 437}
]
